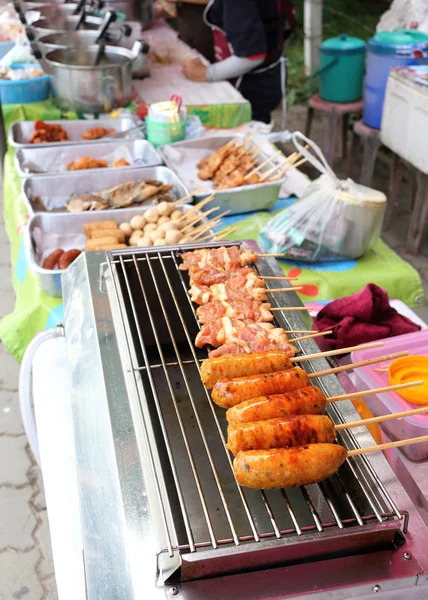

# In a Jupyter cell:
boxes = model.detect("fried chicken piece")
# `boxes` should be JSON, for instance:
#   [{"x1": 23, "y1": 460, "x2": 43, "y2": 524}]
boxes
[
  {"x1": 28, "y1": 121, "x2": 68, "y2": 144},
  {"x1": 67, "y1": 156, "x2": 108, "y2": 171},
  {"x1": 82, "y1": 127, "x2": 115, "y2": 140},
  {"x1": 111, "y1": 158, "x2": 130, "y2": 167}
]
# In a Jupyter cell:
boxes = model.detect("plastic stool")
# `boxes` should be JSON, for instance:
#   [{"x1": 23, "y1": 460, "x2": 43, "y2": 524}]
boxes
[
  {"x1": 305, "y1": 94, "x2": 364, "y2": 166},
  {"x1": 347, "y1": 120, "x2": 382, "y2": 187}
]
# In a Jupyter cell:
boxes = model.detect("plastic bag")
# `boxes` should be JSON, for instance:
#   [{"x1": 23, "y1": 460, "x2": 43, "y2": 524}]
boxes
[
  {"x1": 0, "y1": 32, "x2": 36, "y2": 67},
  {"x1": 377, "y1": 0, "x2": 428, "y2": 34},
  {"x1": 258, "y1": 132, "x2": 386, "y2": 261}
]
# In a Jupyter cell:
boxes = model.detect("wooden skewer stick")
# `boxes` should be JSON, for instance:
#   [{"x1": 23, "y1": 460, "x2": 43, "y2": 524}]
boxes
[
  {"x1": 266, "y1": 287, "x2": 304, "y2": 293},
  {"x1": 171, "y1": 187, "x2": 204, "y2": 206},
  {"x1": 259, "y1": 276, "x2": 299, "y2": 281},
  {"x1": 292, "y1": 341, "x2": 384, "y2": 364},
  {"x1": 257, "y1": 253, "x2": 285, "y2": 258},
  {"x1": 347, "y1": 434, "x2": 428, "y2": 457},
  {"x1": 374, "y1": 368, "x2": 389, "y2": 373},
  {"x1": 308, "y1": 351, "x2": 408, "y2": 380},
  {"x1": 189, "y1": 209, "x2": 231, "y2": 237},
  {"x1": 195, "y1": 231, "x2": 216, "y2": 243},
  {"x1": 181, "y1": 207, "x2": 219, "y2": 233},
  {"x1": 216, "y1": 226, "x2": 239, "y2": 240},
  {"x1": 271, "y1": 306, "x2": 308, "y2": 312},
  {"x1": 285, "y1": 330, "x2": 318, "y2": 334},
  {"x1": 189, "y1": 218, "x2": 226, "y2": 241},
  {"x1": 336, "y1": 396, "x2": 426, "y2": 431},
  {"x1": 259, "y1": 158, "x2": 289, "y2": 182},
  {"x1": 245, "y1": 150, "x2": 282, "y2": 179},
  {"x1": 327, "y1": 380, "x2": 424, "y2": 403},
  {"x1": 291, "y1": 330, "x2": 333, "y2": 343}
]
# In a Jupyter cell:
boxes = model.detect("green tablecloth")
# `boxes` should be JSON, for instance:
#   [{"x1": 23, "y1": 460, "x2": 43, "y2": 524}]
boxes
[{"x1": 0, "y1": 103, "x2": 425, "y2": 362}]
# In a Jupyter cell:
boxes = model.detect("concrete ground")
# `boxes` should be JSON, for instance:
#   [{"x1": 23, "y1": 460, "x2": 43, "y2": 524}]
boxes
[{"x1": 1, "y1": 104, "x2": 428, "y2": 598}]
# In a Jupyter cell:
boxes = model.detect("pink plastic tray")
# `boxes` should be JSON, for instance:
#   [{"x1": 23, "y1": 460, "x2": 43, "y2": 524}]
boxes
[{"x1": 351, "y1": 330, "x2": 428, "y2": 461}]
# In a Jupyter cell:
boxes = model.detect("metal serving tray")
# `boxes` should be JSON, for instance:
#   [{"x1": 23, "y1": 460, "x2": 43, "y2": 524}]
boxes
[
  {"x1": 26, "y1": 204, "x2": 206, "y2": 297},
  {"x1": 159, "y1": 136, "x2": 286, "y2": 216},
  {"x1": 15, "y1": 139, "x2": 163, "y2": 177},
  {"x1": 22, "y1": 166, "x2": 190, "y2": 214},
  {"x1": 8, "y1": 117, "x2": 140, "y2": 149},
  {"x1": 60, "y1": 239, "x2": 426, "y2": 599}
]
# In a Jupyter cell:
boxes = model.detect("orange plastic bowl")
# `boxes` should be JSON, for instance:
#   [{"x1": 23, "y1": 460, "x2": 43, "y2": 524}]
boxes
[{"x1": 388, "y1": 356, "x2": 428, "y2": 405}]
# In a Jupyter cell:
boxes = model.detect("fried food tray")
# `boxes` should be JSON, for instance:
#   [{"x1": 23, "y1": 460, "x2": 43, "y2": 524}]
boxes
[
  {"x1": 159, "y1": 136, "x2": 286, "y2": 215},
  {"x1": 22, "y1": 165, "x2": 190, "y2": 214},
  {"x1": 15, "y1": 139, "x2": 163, "y2": 177},
  {"x1": 8, "y1": 117, "x2": 141, "y2": 149}
]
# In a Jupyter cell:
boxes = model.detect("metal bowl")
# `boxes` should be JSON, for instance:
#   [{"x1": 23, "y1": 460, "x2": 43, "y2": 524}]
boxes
[
  {"x1": 29, "y1": 14, "x2": 115, "y2": 38},
  {"x1": 37, "y1": 29, "x2": 124, "y2": 53},
  {"x1": 43, "y1": 42, "x2": 143, "y2": 113}
]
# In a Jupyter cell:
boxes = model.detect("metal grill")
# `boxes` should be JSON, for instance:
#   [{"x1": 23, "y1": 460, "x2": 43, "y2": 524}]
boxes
[{"x1": 105, "y1": 241, "x2": 405, "y2": 581}]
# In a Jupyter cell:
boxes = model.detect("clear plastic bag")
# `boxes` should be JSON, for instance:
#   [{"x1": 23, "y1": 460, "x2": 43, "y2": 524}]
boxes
[{"x1": 258, "y1": 132, "x2": 387, "y2": 261}]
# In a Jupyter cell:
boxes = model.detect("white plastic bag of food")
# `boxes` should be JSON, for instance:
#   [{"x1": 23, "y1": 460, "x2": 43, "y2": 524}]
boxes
[
  {"x1": 0, "y1": 32, "x2": 36, "y2": 67},
  {"x1": 258, "y1": 132, "x2": 387, "y2": 261}
]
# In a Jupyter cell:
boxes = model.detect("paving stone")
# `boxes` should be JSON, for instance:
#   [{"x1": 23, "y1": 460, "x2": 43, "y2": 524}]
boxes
[
  {"x1": 0, "y1": 487, "x2": 37, "y2": 550},
  {"x1": 43, "y1": 574, "x2": 59, "y2": 600},
  {"x1": 31, "y1": 482, "x2": 46, "y2": 513},
  {"x1": 0, "y1": 289, "x2": 16, "y2": 319},
  {"x1": 0, "y1": 388, "x2": 24, "y2": 435},
  {"x1": 0, "y1": 436, "x2": 30, "y2": 486},
  {"x1": 0, "y1": 344, "x2": 20, "y2": 391},
  {"x1": 34, "y1": 511, "x2": 54, "y2": 579},
  {"x1": 0, "y1": 548, "x2": 43, "y2": 600}
]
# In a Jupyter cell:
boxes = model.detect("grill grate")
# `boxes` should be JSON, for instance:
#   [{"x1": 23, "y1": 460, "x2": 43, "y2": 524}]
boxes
[{"x1": 105, "y1": 242, "x2": 404, "y2": 578}]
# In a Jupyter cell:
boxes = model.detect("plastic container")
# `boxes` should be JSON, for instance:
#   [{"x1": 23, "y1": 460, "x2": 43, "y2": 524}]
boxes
[
  {"x1": 363, "y1": 29, "x2": 428, "y2": 129},
  {"x1": 145, "y1": 117, "x2": 187, "y2": 147},
  {"x1": 381, "y1": 67, "x2": 428, "y2": 175},
  {"x1": 351, "y1": 330, "x2": 428, "y2": 461},
  {"x1": 320, "y1": 34, "x2": 366, "y2": 103},
  {"x1": 0, "y1": 64, "x2": 50, "y2": 104},
  {"x1": 0, "y1": 41, "x2": 14, "y2": 59}
]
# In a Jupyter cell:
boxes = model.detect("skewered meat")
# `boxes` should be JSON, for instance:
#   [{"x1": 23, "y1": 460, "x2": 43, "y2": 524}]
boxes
[
  {"x1": 233, "y1": 444, "x2": 348, "y2": 489},
  {"x1": 186, "y1": 266, "x2": 254, "y2": 288},
  {"x1": 227, "y1": 415, "x2": 335, "y2": 455},
  {"x1": 200, "y1": 351, "x2": 293, "y2": 388},
  {"x1": 226, "y1": 386, "x2": 327, "y2": 424},
  {"x1": 82, "y1": 127, "x2": 115, "y2": 140},
  {"x1": 196, "y1": 299, "x2": 273, "y2": 324},
  {"x1": 189, "y1": 273, "x2": 267, "y2": 305},
  {"x1": 180, "y1": 247, "x2": 258, "y2": 271},
  {"x1": 212, "y1": 367, "x2": 309, "y2": 408}
]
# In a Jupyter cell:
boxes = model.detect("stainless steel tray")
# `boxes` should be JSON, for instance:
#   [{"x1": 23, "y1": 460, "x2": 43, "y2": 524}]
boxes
[
  {"x1": 15, "y1": 140, "x2": 163, "y2": 177},
  {"x1": 22, "y1": 166, "x2": 190, "y2": 214},
  {"x1": 8, "y1": 117, "x2": 141, "y2": 149},
  {"x1": 159, "y1": 135, "x2": 286, "y2": 216},
  {"x1": 26, "y1": 204, "x2": 208, "y2": 297}
]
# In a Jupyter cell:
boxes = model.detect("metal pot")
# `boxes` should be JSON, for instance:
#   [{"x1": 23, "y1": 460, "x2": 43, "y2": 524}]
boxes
[
  {"x1": 27, "y1": 4, "x2": 86, "y2": 19},
  {"x1": 37, "y1": 28, "x2": 127, "y2": 54},
  {"x1": 42, "y1": 41, "x2": 144, "y2": 113},
  {"x1": 28, "y1": 14, "x2": 121, "y2": 38}
]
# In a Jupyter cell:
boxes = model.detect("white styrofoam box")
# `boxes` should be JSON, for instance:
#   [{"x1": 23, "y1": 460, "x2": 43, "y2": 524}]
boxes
[{"x1": 381, "y1": 70, "x2": 428, "y2": 174}]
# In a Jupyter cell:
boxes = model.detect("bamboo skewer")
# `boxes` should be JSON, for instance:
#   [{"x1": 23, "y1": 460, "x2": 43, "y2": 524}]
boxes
[
  {"x1": 216, "y1": 226, "x2": 238, "y2": 240},
  {"x1": 259, "y1": 158, "x2": 289, "y2": 182},
  {"x1": 181, "y1": 207, "x2": 219, "y2": 233},
  {"x1": 290, "y1": 330, "x2": 333, "y2": 343},
  {"x1": 171, "y1": 187, "x2": 204, "y2": 206},
  {"x1": 308, "y1": 351, "x2": 408, "y2": 380},
  {"x1": 327, "y1": 380, "x2": 424, "y2": 403},
  {"x1": 257, "y1": 253, "x2": 285, "y2": 258},
  {"x1": 336, "y1": 398, "x2": 426, "y2": 431},
  {"x1": 292, "y1": 341, "x2": 384, "y2": 364},
  {"x1": 266, "y1": 287, "x2": 304, "y2": 293},
  {"x1": 259, "y1": 276, "x2": 299, "y2": 281},
  {"x1": 245, "y1": 150, "x2": 282, "y2": 179},
  {"x1": 271, "y1": 307, "x2": 309, "y2": 312},
  {"x1": 285, "y1": 330, "x2": 318, "y2": 334},
  {"x1": 190, "y1": 209, "x2": 231, "y2": 236},
  {"x1": 347, "y1": 434, "x2": 428, "y2": 457}
]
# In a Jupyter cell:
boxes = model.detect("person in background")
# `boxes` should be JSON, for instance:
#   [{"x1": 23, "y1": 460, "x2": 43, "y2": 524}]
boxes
[
  {"x1": 156, "y1": 0, "x2": 215, "y2": 63},
  {"x1": 182, "y1": 0, "x2": 296, "y2": 125}
]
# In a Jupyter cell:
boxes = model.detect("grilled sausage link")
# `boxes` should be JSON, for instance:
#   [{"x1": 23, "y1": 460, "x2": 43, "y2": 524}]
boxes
[
  {"x1": 226, "y1": 386, "x2": 326, "y2": 424},
  {"x1": 227, "y1": 415, "x2": 335, "y2": 455},
  {"x1": 234, "y1": 444, "x2": 347, "y2": 489},
  {"x1": 58, "y1": 249, "x2": 81, "y2": 270},
  {"x1": 200, "y1": 351, "x2": 293, "y2": 388},
  {"x1": 212, "y1": 367, "x2": 309, "y2": 408},
  {"x1": 42, "y1": 249, "x2": 64, "y2": 270}
]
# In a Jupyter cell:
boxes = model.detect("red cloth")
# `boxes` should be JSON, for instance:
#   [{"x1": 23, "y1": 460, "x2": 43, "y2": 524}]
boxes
[{"x1": 314, "y1": 284, "x2": 421, "y2": 351}]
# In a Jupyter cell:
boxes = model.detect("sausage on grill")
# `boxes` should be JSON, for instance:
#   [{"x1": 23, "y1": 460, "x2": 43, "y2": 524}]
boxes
[
  {"x1": 227, "y1": 415, "x2": 335, "y2": 455},
  {"x1": 212, "y1": 367, "x2": 309, "y2": 408},
  {"x1": 233, "y1": 444, "x2": 347, "y2": 489},
  {"x1": 226, "y1": 386, "x2": 326, "y2": 424},
  {"x1": 200, "y1": 351, "x2": 293, "y2": 388}
]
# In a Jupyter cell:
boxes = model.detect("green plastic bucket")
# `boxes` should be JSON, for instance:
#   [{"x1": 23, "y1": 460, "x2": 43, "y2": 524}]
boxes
[
  {"x1": 320, "y1": 34, "x2": 366, "y2": 103},
  {"x1": 145, "y1": 117, "x2": 187, "y2": 147}
]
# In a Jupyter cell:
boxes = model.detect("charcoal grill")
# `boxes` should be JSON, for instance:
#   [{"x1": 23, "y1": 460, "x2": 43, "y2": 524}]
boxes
[{"x1": 61, "y1": 240, "x2": 428, "y2": 599}]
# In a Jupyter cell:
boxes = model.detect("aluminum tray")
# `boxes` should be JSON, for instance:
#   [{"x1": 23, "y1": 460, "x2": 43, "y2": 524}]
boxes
[
  {"x1": 15, "y1": 140, "x2": 163, "y2": 177},
  {"x1": 22, "y1": 166, "x2": 190, "y2": 214},
  {"x1": 8, "y1": 117, "x2": 141, "y2": 149},
  {"x1": 159, "y1": 135, "x2": 286, "y2": 216},
  {"x1": 26, "y1": 204, "x2": 208, "y2": 297}
]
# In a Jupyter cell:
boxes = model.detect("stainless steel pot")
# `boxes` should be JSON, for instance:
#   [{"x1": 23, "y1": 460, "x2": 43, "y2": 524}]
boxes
[
  {"x1": 43, "y1": 41, "x2": 143, "y2": 113},
  {"x1": 37, "y1": 29, "x2": 126, "y2": 54},
  {"x1": 29, "y1": 14, "x2": 122, "y2": 38}
]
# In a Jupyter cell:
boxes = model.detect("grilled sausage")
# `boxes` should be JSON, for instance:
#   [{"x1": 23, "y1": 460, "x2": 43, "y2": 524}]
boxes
[
  {"x1": 42, "y1": 249, "x2": 64, "y2": 270},
  {"x1": 212, "y1": 367, "x2": 309, "y2": 408},
  {"x1": 233, "y1": 444, "x2": 348, "y2": 489},
  {"x1": 227, "y1": 415, "x2": 335, "y2": 455},
  {"x1": 226, "y1": 386, "x2": 326, "y2": 424},
  {"x1": 58, "y1": 249, "x2": 81, "y2": 269},
  {"x1": 200, "y1": 351, "x2": 293, "y2": 388}
]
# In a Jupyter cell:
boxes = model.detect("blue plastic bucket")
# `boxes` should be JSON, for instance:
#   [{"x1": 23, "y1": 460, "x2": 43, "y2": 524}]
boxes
[
  {"x1": 363, "y1": 30, "x2": 428, "y2": 129},
  {"x1": 0, "y1": 64, "x2": 50, "y2": 104}
]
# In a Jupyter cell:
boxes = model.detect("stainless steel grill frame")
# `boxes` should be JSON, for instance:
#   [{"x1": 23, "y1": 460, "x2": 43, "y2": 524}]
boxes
[{"x1": 62, "y1": 241, "x2": 428, "y2": 600}]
